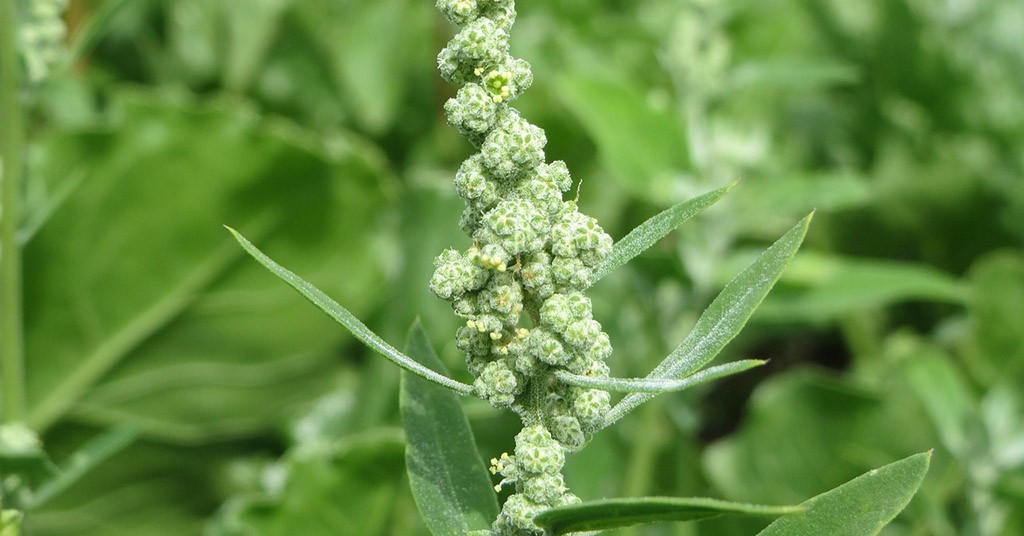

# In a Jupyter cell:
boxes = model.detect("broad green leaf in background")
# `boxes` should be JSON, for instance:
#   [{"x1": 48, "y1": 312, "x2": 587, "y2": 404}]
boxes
[
  {"x1": 294, "y1": 0, "x2": 431, "y2": 134},
  {"x1": 220, "y1": 0, "x2": 290, "y2": 91},
  {"x1": 592, "y1": 182, "x2": 735, "y2": 284},
  {"x1": 704, "y1": 367, "x2": 933, "y2": 507},
  {"x1": 206, "y1": 429, "x2": 407, "y2": 536},
  {"x1": 736, "y1": 251, "x2": 967, "y2": 324},
  {"x1": 401, "y1": 321, "x2": 499, "y2": 536},
  {"x1": 230, "y1": 230, "x2": 475, "y2": 396},
  {"x1": 27, "y1": 437, "x2": 227, "y2": 536},
  {"x1": 557, "y1": 74, "x2": 690, "y2": 201},
  {"x1": 757, "y1": 451, "x2": 931, "y2": 536},
  {"x1": 30, "y1": 426, "x2": 140, "y2": 509},
  {"x1": 534, "y1": 496, "x2": 799, "y2": 535},
  {"x1": 605, "y1": 213, "x2": 812, "y2": 426},
  {"x1": 24, "y1": 89, "x2": 391, "y2": 440},
  {"x1": 968, "y1": 251, "x2": 1024, "y2": 384}
]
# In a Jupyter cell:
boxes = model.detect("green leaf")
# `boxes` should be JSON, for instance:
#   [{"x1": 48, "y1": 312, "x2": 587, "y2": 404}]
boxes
[
  {"x1": 400, "y1": 321, "x2": 499, "y2": 536},
  {"x1": 534, "y1": 497, "x2": 800, "y2": 535},
  {"x1": 557, "y1": 74, "x2": 689, "y2": 201},
  {"x1": 735, "y1": 252, "x2": 966, "y2": 323},
  {"x1": 25, "y1": 90, "x2": 391, "y2": 439},
  {"x1": 756, "y1": 452, "x2": 931, "y2": 536},
  {"x1": 207, "y1": 429, "x2": 407, "y2": 536},
  {"x1": 554, "y1": 359, "x2": 765, "y2": 393},
  {"x1": 229, "y1": 229, "x2": 475, "y2": 396},
  {"x1": 30, "y1": 426, "x2": 140, "y2": 509},
  {"x1": 605, "y1": 213, "x2": 812, "y2": 426},
  {"x1": 294, "y1": 0, "x2": 432, "y2": 133},
  {"x1": 592, "y1": 183, "x2": 735, "y2": 284},
  {"x1": 968, "y1": 251, "x2": 1024, "y2": 383}
]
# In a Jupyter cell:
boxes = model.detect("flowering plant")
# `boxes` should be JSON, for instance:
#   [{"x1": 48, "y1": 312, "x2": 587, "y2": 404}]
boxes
[{"x1": 229, "y1": 1, "x2": 930, "y2": 534}]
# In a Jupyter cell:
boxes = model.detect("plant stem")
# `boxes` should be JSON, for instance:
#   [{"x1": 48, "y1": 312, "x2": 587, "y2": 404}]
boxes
[{"x1": 0, "y1": 0, "x2": 27, "y2": 424}]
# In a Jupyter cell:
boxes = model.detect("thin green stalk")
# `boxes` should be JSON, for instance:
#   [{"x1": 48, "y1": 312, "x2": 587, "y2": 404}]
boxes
[{"x1": 1, "y1": 0, "x2": 27, "y2": 424}]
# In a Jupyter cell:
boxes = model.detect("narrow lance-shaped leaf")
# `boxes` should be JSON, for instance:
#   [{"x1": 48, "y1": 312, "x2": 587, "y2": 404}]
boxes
[
  {"x1": 227, "y1": 227, "x2": 475, "y2": 396},
  {"x1": 401, "y1": 321, "x2": 500, "y2": 536},
  {"x1": 554, "y1": 360, "x2": 765, "y2": 393},
  {"x1": 604, "y1": 213, "x2": 812, "y2": 427},
  {"x1": 534, "y1": 496, "x2": 801, "y2": 535},
  {"x1": 757, "y1": 451, "x2": 931, "y2": 536},
  {"x1": 30, "y1": 426, "x2": 140, "y2": 509},
  {"x1": 592, "y1": 183, "x2": 736, "y2": 284}
]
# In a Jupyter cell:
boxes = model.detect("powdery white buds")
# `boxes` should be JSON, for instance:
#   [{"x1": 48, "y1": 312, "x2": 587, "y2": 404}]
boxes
[
  {"x1": 429, "y1": 249, "x2": 490, "y2": 300},
  {"x1": 572, "y1": 388, "x2": 611, "y2": 431},
  {"x1": 514, "y1": 425, "x2": 565, "y2": 475},
  {"x1": 481, "y1": 111, "x2": 547, "y2": 181},
  {"x1": 436, "y1": 2, "x2": 616, "y2": 532},
  {"x1": 474, "y1": 359, "x2": 521, "y2": 407}
]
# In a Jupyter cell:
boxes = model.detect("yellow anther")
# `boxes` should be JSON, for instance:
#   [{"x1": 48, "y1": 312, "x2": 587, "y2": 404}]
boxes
[
  {"x1": 496, "y1": 263, "x2": 507, "y2": 272},
  {"x1": 477, "y1": 323, "x2": 487, "y2": 333},
  {"x1": 516, "y1": 328, "x2": 529, "y2": 338},
  {"x1": 499, "y1": 346, "x2": 509, "y2": 355},
  {"x1": 467, "y1": 319, "x2": 477, "y2": 329},
  {"x1": 489, "y1": 331, "x2": 503, "y2": 341},
  {"x1": 494, "y1": 484, "x2": 502, "y2": 492},
  {"x1": 474, "y1": 66, "x2": 484, "y2": 76}
]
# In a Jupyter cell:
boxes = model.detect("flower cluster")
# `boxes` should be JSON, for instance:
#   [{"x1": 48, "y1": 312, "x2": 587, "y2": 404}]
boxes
[
  {"x1": 433, "y1": 0, "x2": 615, "y2": 533},
  {"x1": 16, "y1": 0, "x2": 68, "y2": 83}
]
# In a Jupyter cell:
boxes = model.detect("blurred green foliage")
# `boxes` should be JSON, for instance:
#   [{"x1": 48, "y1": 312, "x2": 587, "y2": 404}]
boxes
[{"x1": 4, "y1": 0, "x2": 1023, "y2": 534}]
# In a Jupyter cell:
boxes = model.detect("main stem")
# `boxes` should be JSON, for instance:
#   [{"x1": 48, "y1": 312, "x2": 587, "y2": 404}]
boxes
[{"x1": 1, "y1": 0, "x2": 27, "y2": 424}]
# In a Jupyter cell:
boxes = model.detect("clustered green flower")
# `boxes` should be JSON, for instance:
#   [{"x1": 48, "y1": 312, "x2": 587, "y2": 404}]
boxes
[
  {"x1": 433, "y1": 1, "x2": 614, "y2": 533},
  {"x1": 16, "y1": 0, "x2": 68, "y2": 83}
]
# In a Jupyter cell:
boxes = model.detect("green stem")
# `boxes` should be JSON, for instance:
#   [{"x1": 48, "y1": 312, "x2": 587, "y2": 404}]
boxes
[{"x1": 1, "y1": 0, "x2": 26, "y2": 424}]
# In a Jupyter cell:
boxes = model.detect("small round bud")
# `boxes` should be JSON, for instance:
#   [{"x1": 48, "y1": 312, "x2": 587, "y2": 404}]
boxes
[
  {"x1": 573, "y1": 389, "x2": 611, "y2": 431},
  {"x1": 525, "y1": 328, "x2": 570, "y2": 366},
  {"x1": 481, "y1": 111, "x2": 547, "y2": 181},
  {"x1": 522, "y1": 472, "x2": 566, "y2": 504},
  {"x1": 493, "y1": 494, "x2": 543, "y2": 535},
  {"x1": 562, "y1": 318, "x2": 602, "y2": 351},
  {"x1": 436, "y1": 0, "x2": 478, "y2": 26},
  {"x1": 514, "y1": 425, "x2": 565, "y2": 475},
  {"x1": 445, "y1": 83, "x2": 501, "y2": 142}
]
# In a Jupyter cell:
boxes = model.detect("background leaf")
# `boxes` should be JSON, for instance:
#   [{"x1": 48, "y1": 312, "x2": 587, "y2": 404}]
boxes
[
  {"x1": 24, "y1": 89, "x2": 392, "y2": 439},
  {"x1": 400, "y1": 322, "x2": 499, "y2": 535},
  {"x1": 757, "y1": 451, "x2": 931, "y2": 536}
]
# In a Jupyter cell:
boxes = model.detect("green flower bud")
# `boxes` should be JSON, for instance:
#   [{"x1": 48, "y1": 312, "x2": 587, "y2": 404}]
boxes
[
  {"x1": 446, "y1": 83, "x2": 501, "y2": 143},
  {"x1": 522, "y1": 472, "x2": 566, "y2": 504},
  {"x1": 475, "y1": 359, "x2": 521, "y2": 407},
  {"x1": 480, "y1": 198, "x2": 547, "y2": 254},
  {"x1": 480, "y1": 0, "x2": 516, "y2": 32},
  {"x1": 537, "y1": 160, "x2": 573, "y2": 193},
  {"x1": 562, "y1": 318, "x2": 602, "y2": 351},
  {"x1": 436, "y1": 0, "x2": 478, "y2": 26},
  {"x1": 481, "y1": 111, "x2": 547, "y2": 181},
  {"x1": 547, "y1": 413, "x2": 586, "y2": 451},
  {"x1": 525, "y1": 328, "x2": 569, "y2": 366},
  {"x1": 572, "y1": 389, "x2": 610, "y2": 431},
  {"x1": 514, "y1": 425, "x2": 564, "y2": 475},
  {"x1": 539, "y1": 293, "x2": 576, "y2": 333},
  {"x1": 430, "y1": 249, "x2": 490, "y2": 300},
  {"x1": 551, "y1": 255, "x2": 592, "y2": 290},
  {"x1": 493, "y1": 493, "x2": 543, "y2": 535}
]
